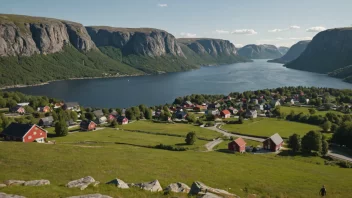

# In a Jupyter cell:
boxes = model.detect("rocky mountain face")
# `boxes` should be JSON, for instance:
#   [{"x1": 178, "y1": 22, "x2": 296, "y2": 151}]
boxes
[
  {"x1": 278, "y1": 47, "x2": 289, "y2": 55},
  {"x1": 268, "y1": 41, "x2": 310, "y2": 64},
  {"x1": 285, "y1": 28, "x2": 352, "y2": 73},
  {"x1": 0, "y1": 14, "x2": 95, "y2": 57},
  {"x1": 177, "y1": 38, "x2": 237, "y2": 57},
  {"x1": 237, "y1": 44, "x2": 282, "y2": 59},
  {"x1": 86, "y1": 26, "x2": 184, "y2": 57}
]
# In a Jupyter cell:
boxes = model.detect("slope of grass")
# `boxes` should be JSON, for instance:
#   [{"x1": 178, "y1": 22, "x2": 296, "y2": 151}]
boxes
[
  {"x1": 0, "y1": 46, "x2": 143, "y2": 87},
  {"x1": 118, "y1": 120, "x2": 220, "y2": 140},
  {"x1": 280, "y1": 106, "x2": 345, "y2": 116},
  {"x1": 222, "y1": 118, "x2": 320, "y2": 138},
  {"x1": 0, "y1": 141, "x2": 351, "y2": 198}
]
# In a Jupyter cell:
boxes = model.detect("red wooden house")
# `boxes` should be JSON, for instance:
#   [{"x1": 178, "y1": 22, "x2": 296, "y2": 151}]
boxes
[
  {"x1": 263, "y1": 133, "x2": 284, "y2": 151},
  {"x1": 37, "y1": 106, "x2": 51, "y2": 113},
  {"x1": 220, "y1": 110, "x2": 231, "y2": 119},
  {"x1": 228, "y1": 137, "x2": 246, "y2": 153},
  {"x1": 80, "y1": 120, "x2": 97, "y2": 131},
  {"x1": 0, "y1": 123, "x2": 47, "y2": 143}
]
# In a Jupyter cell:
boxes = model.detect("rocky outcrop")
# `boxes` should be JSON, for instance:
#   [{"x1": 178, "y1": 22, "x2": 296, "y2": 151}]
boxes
[
  {"x1": 285, "y1": 28, "x2": 352, "y2": 74},
  {"x1": 4, "y1": 180, "x2": 25, "y2": 186},
  {"x1": 66, "y1": 176, "x2": 97, "y2": 190},
  {"x1": 0, "y1": 14, "x2": 95, "y2": 57},
  {"x1": 0, "y1": 192, "x2": 26, "y2": 198},
  {"x1": 189, "y1": 181, "x2": 239, "y2": 198},
  {"x1": 130, "y1": 180, "x2": 162, "y2": 192},
  {"x1": 23, "y1": 180, "x2": 50, "y2": 186},
  {"x1": 238, "y1": 44, "x2": 282, "y2": 59},
  {"x1": 106, "y1": 178, "x2": 129, "y2": 189},
  {"x1": 278, "y1": 46, "x2": 289, "y2": 55},
  {"x1": 0, "y1": 184, "x2": 6, "y2": 188},
  {"x1": 67, "y1": 194, "x2": 112, "y2": 198},
  {"x1": 164, "y1": 182, "x2": 190, "y2": 193},
  {"x1": 86, "y1": 26, "x2": 184, "y2": 57},
  {"x1": 269, "y1": 41, "x2": 310, "y2": 64},
  {"x1": 177, "y1": 38, "x2": 238, "y2": 57}
]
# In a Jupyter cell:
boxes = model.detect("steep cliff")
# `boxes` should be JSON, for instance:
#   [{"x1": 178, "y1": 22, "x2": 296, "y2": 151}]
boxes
[
  {"x1": 268, "y1": 41, "x2": 310, "y2": 64},
  {"x1": 177, "y1": 38, "x2": 248, "y2": 65},
  {"x1": 278, "y1": 46, "x2": 289, "y2": 55},
  {"x1": 0, "y1": 14, "x2": 96, "y2": 56},
  {"x1": 285, "y1": 28, "x2": 352, "y2": 73},
  {"x1": 238, "y1": 44, "x2": 282, "y2": 59}
]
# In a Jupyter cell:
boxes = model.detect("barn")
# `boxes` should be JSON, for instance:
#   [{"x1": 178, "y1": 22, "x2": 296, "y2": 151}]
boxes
[
  {"x1": 263, "y1": 133, "x2": 284, "y2": 151},
  {"x1": 228, "y1": 137, "x2": 246, "y2": 153},
  {"x1": 0, "y1": 123, "x2": 47, "y2": 143},
  {"x1": 80, "y1": 120, "x2": 97, "y2": 131}
]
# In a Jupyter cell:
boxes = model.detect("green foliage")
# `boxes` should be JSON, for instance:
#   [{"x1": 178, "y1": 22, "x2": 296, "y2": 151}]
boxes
[
  {"x1": 70, "y1": 111, "x2": 78, "y2": 122},
  {"x1": 55, "y1": 119, "x2": 68, "y2": 137},
  {"x1": 110, "y1": 119, "x2": 118, "y2": 128},
  {"x1": 302, "y1": 131, "x2": 322, "y2": 154},
  {"x1": 186, "y1": 113, "x2": 197, "y2": 123},
  {"x1": 288, "y1": 134, "x2": 301, "y2": 153},
  {"x1": 85, "y1": 112, "x2": 95, "y2": 121},
  {"x1": 308, "y1": 108, "x2": 316, "y2": 115},
  {"x1": 321, "y1": 140, "x2": 329, "y2": 155},
  {"x1": 321, "y1": 121, "x2": 332, "y2": 132},
  {"x1": 144, "y1": 109, "x2": 152, "y2": 120},
  {"x1": 333, "y1": 121, "x2": 352, "y2": 149},
  {"x1": 238, "y1": 116, "x2": 244, "y2": 124},
  {"x1": 185, "y1": 131, "x2": 196, "y2": 145},
  {"x1": 154, "y1": 144, "x2": 187, "y2": 151},
  {"x1": 125, "y1": 108, "x2": 135, "y2": 120}
]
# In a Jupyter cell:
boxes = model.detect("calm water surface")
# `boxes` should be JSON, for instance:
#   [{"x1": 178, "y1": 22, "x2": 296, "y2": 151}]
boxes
[{"x1": 8, "y1": 60, "x2": 351, "y2": 108}]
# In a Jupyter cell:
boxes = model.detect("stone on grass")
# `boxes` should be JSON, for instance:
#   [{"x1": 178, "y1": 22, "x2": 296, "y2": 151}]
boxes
[
  {"x1": 66, "y1": 194, "x2": 112, "y2": 198},
  {"x1": 66, "y1": 176, "x2": 96, "y2": 190},
  {"x1": 164, "y1": 182, "x2": 190, "y2": 193},
  {"x1": 200, "y1": 192, "x2": 222, "y2": 198},
  {"x1": 131, "y1": 180, "x2": 162, "y2": 192},
  {"x1": 0, "y1": 184, "x2": 6, "y2": 188},
  {"x1": 3, "y1": 180, "x2": 25, "y2": 186},
  {"x1": 0, "y1": 192, "x2": 26, "y2": 198},
  {"x1": 106, "y1": 178, "x2": 129, "y2": 189},
  {"x1": 189, "y1": 181, "x2": 239, "y2": 198},
  {"x1": 23, "y1": 180, "x2": 50, "y2": 186}
]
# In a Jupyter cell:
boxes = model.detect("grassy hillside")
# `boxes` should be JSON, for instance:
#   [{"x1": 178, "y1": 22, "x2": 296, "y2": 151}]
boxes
[
  {"x1": 0, "y1": 128, "x2": 351, "y2": 198},
  {"x1": 0, "y1": 46, "x2": 143, "y2": 87}
]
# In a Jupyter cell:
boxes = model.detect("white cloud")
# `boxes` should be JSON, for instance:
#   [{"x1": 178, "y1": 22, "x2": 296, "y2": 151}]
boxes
[
  {"x1": 268, "y1": 25, "x2": 301, "y2": 33},
  {"x1": 231, "y1": 29, "x2": 258, "y2": 35},
  {"x1": 180, "y1": 32, "x2": 197, "y2": 38},
  {"x1": 215, "y1": 30, "x2": 230, "y2": 34},
  {"x1": 157, "y1": 4, "x2": 167, "y2": 7},
  {"x1": 234, "y1": 44, "x2": 244, "y2": 48},
  {"x1": 306, "y1": 26, "x2": 326, "y2": 32}
]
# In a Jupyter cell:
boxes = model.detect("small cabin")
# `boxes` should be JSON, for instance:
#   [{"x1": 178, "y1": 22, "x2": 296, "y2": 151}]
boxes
[
  {"x1": 263, "y1": 133, "x2": 284, "y2": 152},
  {"x1": 80, "y1": 120, "x2": 97, "y2": 131},
  {"x1": 117, "y1": 116, "x2": 128, "y2": 125},
  {"x1": 0, "y1": 123, "x2": 47, "y2": 143},
  {"x1": 228, "y1": 137, "x2": 246, "y2": 153}
]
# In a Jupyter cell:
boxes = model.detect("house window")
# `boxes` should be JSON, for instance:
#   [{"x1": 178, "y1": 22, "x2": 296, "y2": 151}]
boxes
[
  {"x1": 34, "y1": 132, "x2": 37, "y2": 135},
  {"x1": 28, "y1": 136, "x2": 32, "y2": 139},
  {"x1": 40, "y1": 133, "x2": 42, "y2": 135}
]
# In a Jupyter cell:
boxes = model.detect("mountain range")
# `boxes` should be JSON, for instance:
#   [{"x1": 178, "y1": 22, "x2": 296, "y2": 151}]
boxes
[
  {"x1": 237, "y1": 44, "x2": 282, "y2": 59},
  {"x1": 268, "y1": 41, "x2": 310, "y2": 64},
  {"x1": 0, "y1": 14, "x2": 249, "y2": 87}
]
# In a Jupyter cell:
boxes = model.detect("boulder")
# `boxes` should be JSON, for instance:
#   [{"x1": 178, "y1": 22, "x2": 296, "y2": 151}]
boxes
[
  {"x1": 66, "y1": 176, "x2": 96, "y2": 190},
  {"x1": 66, "y1": 194, "x2": 112, "y2": 198},
  {"x1": 106, "y1": 178, "x2": 129, "y2": 189},
  {"x1": 0, "y1": 184, "x2": 6, "y2": 188},
  {"x1": 23, "y1": 180, "x2": 50, "y2": 186},
  {"x1": 3, "y1": 180, "x2": 25, "y2": 186},
  {"x1": 189, "y1": 181, "x2": 239, "y2": 198},
  {"x1": 200, "y1": 192, "x2": 222, "y2": 198},
  {"x1": 131, "y1": 180, "x2": 162, "y2": 192},
  {"x1": 164, "y1": 182, "x2": 190, "y2": 193},
  {"x1": 0, "y1": 192, "x2": 26, "y2": 198}
]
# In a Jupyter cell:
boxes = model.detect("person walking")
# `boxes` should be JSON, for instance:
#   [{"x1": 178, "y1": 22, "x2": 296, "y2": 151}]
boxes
[{"x1": 320, "y1": 185, "x2": 327, "y2": 197}]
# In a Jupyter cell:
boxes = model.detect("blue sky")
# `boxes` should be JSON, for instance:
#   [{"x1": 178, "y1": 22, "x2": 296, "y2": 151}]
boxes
[{"x1": 1, "y1": 0, "x2": 351, "y2": 47}]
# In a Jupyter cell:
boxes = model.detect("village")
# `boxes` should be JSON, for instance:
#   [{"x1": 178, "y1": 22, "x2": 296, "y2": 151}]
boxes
[{"x1": 0, "y1": 87, "x2": 352, "y2": 198}]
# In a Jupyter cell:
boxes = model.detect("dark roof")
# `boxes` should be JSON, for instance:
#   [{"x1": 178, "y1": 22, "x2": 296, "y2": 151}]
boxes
[
  {"x1": 1, "y1": 123, "x2": 33, "y2": 137},
  {"x1": 40, "y1": 116, "x2": 54, "y2": 122},
  {"x1": 93, "y1": 110, "x2": 104, "y2": 118},
  {"x1": 65, "y1": 102, "x2": 79, "y2": 108},
  {"x1": 80, "y1": 120, "x2": 94, "y2": 128},
  {"x1": 117, "y1": 116, "x2": 127, "y2": 122},
  {"x1": 11, "y1": 105, "x2": 23, "y2": 111}
]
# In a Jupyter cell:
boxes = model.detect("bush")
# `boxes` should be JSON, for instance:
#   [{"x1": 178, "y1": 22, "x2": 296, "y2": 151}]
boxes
[
  {"x1": 55, "y1": 119, "x2": 68, "y2": 137},
  {"x1": 205, "y1": 121, "x2": 215, "y2": 127},
  {"x1": 185, "y1": 131, "x2": 196, "y2": 145},
  {"x1": 238, "y1": 116, "x2": 244, "y2": 124},
  {"x1": 110, "y1": 119, "x2": 118, "y2": 128},
  {"x1": 154, "y1": 144, "x2": 187, "y2": 151}
]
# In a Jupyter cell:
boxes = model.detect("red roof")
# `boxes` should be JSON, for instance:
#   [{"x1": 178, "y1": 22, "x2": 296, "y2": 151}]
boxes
[
  {"x1": 221, "y1": 110, "x2": 231, "y2": 115},
  {"x1": 234, "y1": 137, "x2": 246, "y2": 147}
]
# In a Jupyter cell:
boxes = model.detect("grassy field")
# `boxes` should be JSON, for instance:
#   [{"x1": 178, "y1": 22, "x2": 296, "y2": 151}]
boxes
[
  {"x1": 280, "y1": 106, "x2": 345, "y2": 116},
  {"x1": 0, "y1": 108, "x2": 9, "y2": 113},
  {"x1": 222, "y1": 118, "x2": 321, "y2": 138},
  {"x1": 0, "y1": 139, "x2": 351, "y2": 198},
  {"x1": 118, "y1": 121, "x2": 221, "y2": 140}
]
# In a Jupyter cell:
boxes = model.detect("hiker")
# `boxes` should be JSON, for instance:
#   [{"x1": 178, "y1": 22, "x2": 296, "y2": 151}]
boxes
[{"x1": 320, "y1": 185, "x2": 327, "y2": 197}]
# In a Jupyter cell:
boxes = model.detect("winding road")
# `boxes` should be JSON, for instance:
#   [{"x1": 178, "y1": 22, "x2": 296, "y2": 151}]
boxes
[{"x1": 208, "y1": 124, "x2": 265, "y2": 142}]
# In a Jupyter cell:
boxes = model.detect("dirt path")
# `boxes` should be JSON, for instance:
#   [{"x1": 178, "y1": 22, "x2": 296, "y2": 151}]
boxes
[
  {"x1": 208, "y1": 124, "x2": 265, "y2": 142},
  {"x1": 204, "y1": 138, "x2": 223, "y2": 151},
  {"x1": 328, "y1": 149, "x2": 352, "y2": 163}
]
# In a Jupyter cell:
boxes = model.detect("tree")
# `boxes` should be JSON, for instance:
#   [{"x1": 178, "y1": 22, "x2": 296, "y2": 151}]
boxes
[
  {"x1": 301, "y1": 130, "x2": 322, "y2": 153},
  {"x1": 185, "y1": 132, "x2": 196, "y2": 145},
  {"x1": 186, "y1": 114, "x2": 197, "y2": 123},
  {"x1": 308, "y1": 109, "x2": 316, "y2": 115},
  {"x1": 125, "y1": 108, "x2": 136, "y2": 120},
  {"x1": 322, "y1": 138, "x2": 329, "y2": 155},
  {"x1": 238, "y1": 116, "x2": 244, "y2": 124},
  {"x1": 55, "y1": 119, "x2": 68, "y2": 137},
  {"x1": 287, "y1": 134, "x2": 301, "y2": 153},
  {"x1": 102, "y1": 108, "x2": 109, "y2": 115},
  {"x1": 70, "y1": 111, "x2": 78, "y2": 121},
  {"x1": 6, "y1": 99, "x2": 17, "y2": 108},
  {"x1": 330, "y1": 124, "x2": 338, "y2": 133},
  {"x1": 85, "y1": 112, "x2": 95, "y2": 120},
  {"x1": 144, "y1": 109, "x2": 152, "y2": 120},
  {"x1": 52, "y1": 111, "x2": 58, "y2": 121},
  {"x1": 132, "y1": 106, "x2": 141, "y2": 119},
  {"x1": 0, "y1": 98, "x2": 6, "y2": 108},
  {"x1": 24, "y1": 106, "x2": 35, "y2": 113},
  {"x1": 321, "y1": 121, "x2": 332, "y2": 132},
  {"x1": 110, "y1": 119, "x2": 118, "y2": 128}
]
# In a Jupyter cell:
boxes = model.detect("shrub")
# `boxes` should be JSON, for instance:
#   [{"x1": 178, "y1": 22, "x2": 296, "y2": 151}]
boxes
[
  {"x1": 185, "y1": 131, "x2": 196, "y2": 145},
  {"x1": 154, "y1": 144, "x2": 187, "y2": 151},
  {"x1": 110, "y1": 119, "x2": 118, "y2": 128},
  {"x1": 238, "y1": 116, "x2": 244, "y2": 124}
]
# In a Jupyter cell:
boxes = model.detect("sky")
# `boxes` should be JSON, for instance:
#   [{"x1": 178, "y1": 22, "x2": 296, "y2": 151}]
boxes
[{"x1": 1, "y1": 0, "x2": 351, "y2": 47}]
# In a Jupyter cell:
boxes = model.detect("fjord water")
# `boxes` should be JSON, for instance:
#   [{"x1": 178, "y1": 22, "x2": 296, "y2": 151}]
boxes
[{"x1": 8, "y1": 60, "x2": 351, "y2": 108}]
